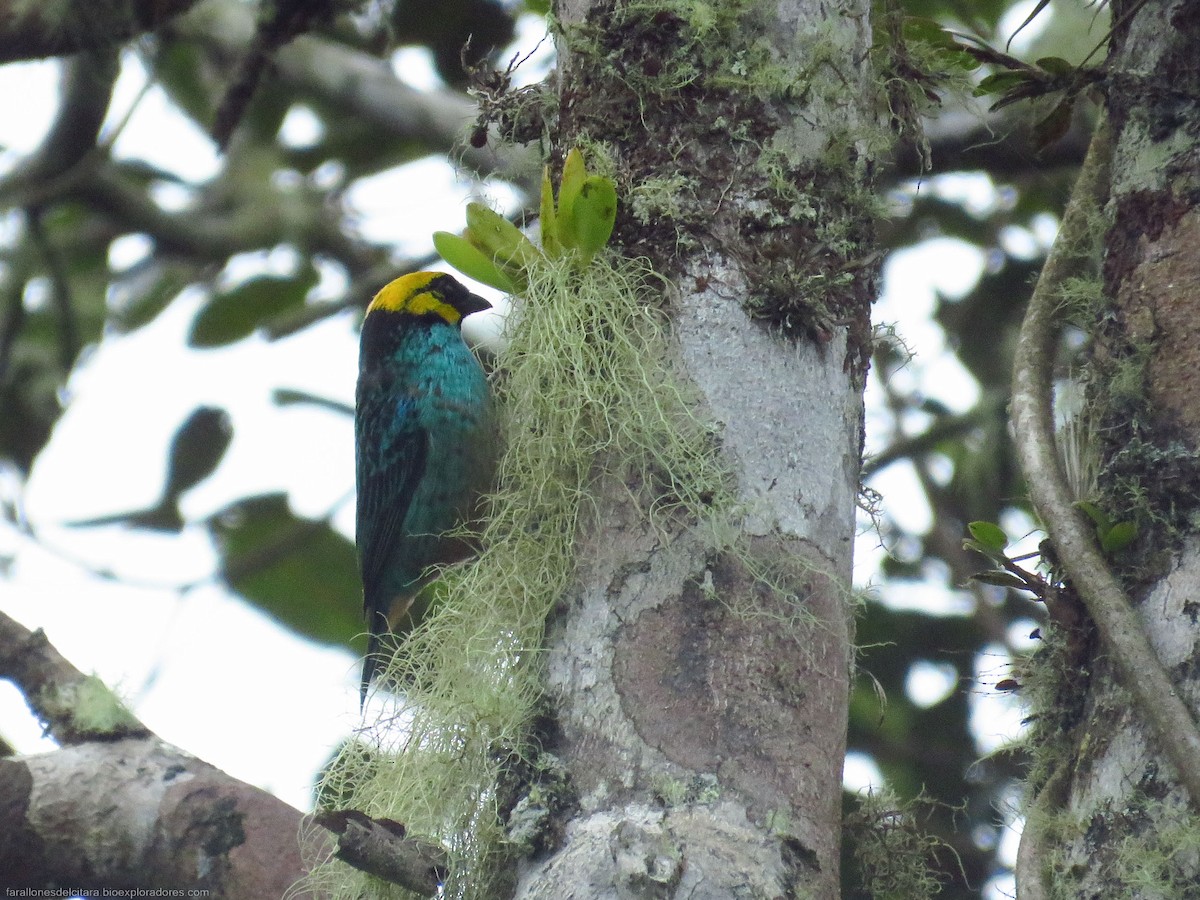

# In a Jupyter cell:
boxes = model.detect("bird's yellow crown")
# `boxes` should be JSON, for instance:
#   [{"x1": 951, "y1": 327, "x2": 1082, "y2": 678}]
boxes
[{"x1": 367, "y1": 272, "x2": 465, "y2": 325}]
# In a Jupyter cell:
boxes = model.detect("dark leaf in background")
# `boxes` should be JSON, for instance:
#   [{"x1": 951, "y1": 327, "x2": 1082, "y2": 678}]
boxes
[
  {"x1": 66, "y1": 406, "x2": 232, "y2": 532},
  {"x1": 163, "y1": 405, "x2": 233, "y2": 502},
  {"x1": 936, "y1": 256, "x2": 1043, "y2": 388},
  {"x1": 0, "y1": 359, "x2": 58, "y2": 473},
  {"x1": 151, "y1": 40, "x2": 220, "y2": 126},
  {"x1": 209, "y1": 492, "x2": 362, "y2": 650},
  {"x1": 272, "y1": 387, "x2": 354, "y2": 416},
  {"x1": 0, "y1": 201, "x2": 124, "y2": 470},
  {"x1": 899, "y1": 0, "x2": 1011, "y2": 34},
  {"x1": 189, "y1": 264, "x2": 320, "y2": 347},
  {"x1": 391, "y1": 0, "x2": 516, "y2": 87},
  {"x1": 109, "y1": 258, "x2": 199, "y2": 333},
  {"x1": 388, "y1": 0, "x2": 516, "y2": 86},
  {"x1": 971, "y1": 570, "x2": 1032, "y2": 591}
]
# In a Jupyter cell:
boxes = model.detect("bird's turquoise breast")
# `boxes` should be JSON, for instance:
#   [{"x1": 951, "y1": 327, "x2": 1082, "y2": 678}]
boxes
[
  {"x1": 406, "y1": 329, "x2": 492, "y2": 517},
  {"x1": 384, "y1": 323, "x2": 493, "y2": 593}
]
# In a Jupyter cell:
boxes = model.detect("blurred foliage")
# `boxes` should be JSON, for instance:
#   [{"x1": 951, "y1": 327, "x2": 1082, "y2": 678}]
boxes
[
  {"x1": 856, "y1": 1, "x2": 1111, "y2": 895},
  {"x1": 209, "y1": 492, "x2": 363, "y2": 648},
  {"x1": 391, "y1": 0, "x2": 516, "y2": 87},
  {"x1": 0, "y1": 0, "x2": 1114, "y2": 896},
  {"x1": 67, "y1": 406, "x2": 233, "y2": 531}
]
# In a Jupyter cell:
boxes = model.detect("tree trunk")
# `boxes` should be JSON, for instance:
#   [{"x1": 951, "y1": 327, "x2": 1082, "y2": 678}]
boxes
[
  {"x1": 1022, "y1": 1, "x2": 1200, "y2": 895},
  {"x1": 516, "y1": 1, "x2": 877, "y2": 896}
]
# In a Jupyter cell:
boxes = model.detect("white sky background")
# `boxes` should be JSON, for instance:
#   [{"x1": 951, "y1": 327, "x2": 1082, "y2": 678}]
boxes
[
  {"x1": 0, "y1": 35, "x2": 537, "y2": 810},
  {"x1": 0, "y1": 6, "x2": 1067, "y2": 895}
]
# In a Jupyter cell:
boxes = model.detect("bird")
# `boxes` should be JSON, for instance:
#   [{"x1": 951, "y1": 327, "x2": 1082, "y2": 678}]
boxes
[{"x1": 355, "y1": 271, "x2": 496, "y2": 703}]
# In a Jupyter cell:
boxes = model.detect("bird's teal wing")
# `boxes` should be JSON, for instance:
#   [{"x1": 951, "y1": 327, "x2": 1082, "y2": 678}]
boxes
[{"x1": 356, "y1": 390, "x2": 428, "y2": 699}]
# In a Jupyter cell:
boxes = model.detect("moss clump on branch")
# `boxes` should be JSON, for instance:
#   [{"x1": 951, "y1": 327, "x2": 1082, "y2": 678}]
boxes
[
  {"x1": 1044, "y1": 793, "x2": 1200, "y2": 898},
  {"x1": 842, "y1": 788, "x2": 952, "y2": 898},
  {"x1": 552, "y1": 0, "x2": 881, "y2": 362}
]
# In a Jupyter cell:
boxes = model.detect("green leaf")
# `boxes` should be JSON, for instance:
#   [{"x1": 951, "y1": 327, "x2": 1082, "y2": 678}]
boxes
[
  {"x1": 1035, "y1": 56, "x2": 1073, "y2": 77},
  {"x1": 1007, "y1": 0, "x2": 1052, "y2": 50},
  {"x1": 1101, "y1": 521, "x2": 1138, "y2": 555},
  {"x1": 566, "y1": 175, "x2": 618, "y2": 258},
  {"x1": 902, "y1": 17, "x2": 958, "y2": 49},
  {"x1": 967, "y1": 520, "x2": 1008, "y2": 552},
  {"x1": 938, "y1": 48, "x2": 982, "y2": 74},
  {"x1": 464, "y1": 202, "x2": 543, "y2": 271},
  {"x1": 163, "y1": 406, "x2": 232, "y2": 502},
  {"x1": 433, "y1": 230, "x2": 520, "y2": 293},
  {"x1": 1074, "y1": 500, "x2": 1110, "y2": 532},
  {"x1": 110, "y1": 260, "x2": 195, "y2": 332},
  {"x1": 209, "y1": 493, "x2": 363, "y2": 649},
  {"x1": 962, "y1": 539, "x2": 1002, "y2": 561},
  {"x1": 539, "y1": 165, "x2": 561, "y2": 258},
  {"x1": 973, "y1": 70, "x2": 1030, "y2": 98},
  {"x1": 272, "y1": 388, "x2": 353, "y2": 416},
  {"x1": 151, "y1": 41, "x2": 218, "y2": 129},
  {"x1": 556, "y1": 148, "x2": 587, "y2": 250},
  {"x1": 189, "y1": 266, "x2": 319, "y2": 347}
]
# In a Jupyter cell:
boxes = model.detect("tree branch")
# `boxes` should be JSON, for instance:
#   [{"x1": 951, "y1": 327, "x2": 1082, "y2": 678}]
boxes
[
  {"x1": 171, "y1": 0, "x2": 535, "y2": 186},
  {"x1": 1, "y1": 48, "x2": 118, "y2": 196},
  {"x1": 1010, "y1": 114, "x2": 1200, "y2": 810},
  {"x1": 314, "y1": 809, "x2": 449, "y2": 895},
  {"x1": 0, "y1": 0, "x2": 201, "y2": 62},
  {"x1": 0, "y1": 610, "x2": 449, "y2": 895},
  {"x1": 0, "y1": 609, "x2": 148, "y2": 745},
  {"x1": 1013, "y1": 759, "x2": 1069, "y2": 900},
  {"x1": 0, "y1": 735, "x2": 318, "y2": 895}
]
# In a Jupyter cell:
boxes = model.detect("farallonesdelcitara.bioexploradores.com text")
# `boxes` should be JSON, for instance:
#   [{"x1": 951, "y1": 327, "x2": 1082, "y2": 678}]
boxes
[{"x1": 5, "y1": 890, "x2": 212, "y2": 898}]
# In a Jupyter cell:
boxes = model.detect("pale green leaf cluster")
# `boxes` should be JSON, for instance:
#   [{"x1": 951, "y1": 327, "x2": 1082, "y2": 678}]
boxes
[{"x1": 434, "y1": 148, "x2": 619, "y2": 293}]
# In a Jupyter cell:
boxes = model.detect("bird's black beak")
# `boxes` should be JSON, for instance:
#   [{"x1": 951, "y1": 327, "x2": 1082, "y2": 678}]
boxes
[{"x1": 457, "y1": 291, "x2": 492, "y2": 317}]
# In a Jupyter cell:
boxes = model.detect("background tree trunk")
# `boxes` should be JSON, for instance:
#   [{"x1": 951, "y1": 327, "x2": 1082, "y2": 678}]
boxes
[
  {"x1": 514, "y1": 1, "x2": 877, "y2": 896},
  {"x1": 1027, "y1": 1, "x2": 1200, "y2": 895}
]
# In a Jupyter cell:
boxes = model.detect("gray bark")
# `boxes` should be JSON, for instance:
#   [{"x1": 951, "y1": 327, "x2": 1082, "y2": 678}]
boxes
[
  {"x1": 1041, "y1": 1, "x2": 1200, "y2": 895},
  {"x1": 515, "y1": 0, "x2": 876, "y2": 896}
]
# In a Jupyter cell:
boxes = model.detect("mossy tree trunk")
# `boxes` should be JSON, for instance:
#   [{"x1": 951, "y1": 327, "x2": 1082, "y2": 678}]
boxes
[
  {"x1": 1016, "y1": 2, "x2": 1200, "y2": 896},
  {"x1": 516, "y1": 1, "x2": 878, "y2": 896}
]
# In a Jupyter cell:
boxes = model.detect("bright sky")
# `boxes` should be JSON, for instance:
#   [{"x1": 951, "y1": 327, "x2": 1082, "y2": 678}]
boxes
[{"x1": 0, "y1": 39, "x2": 518, "y2": 810}]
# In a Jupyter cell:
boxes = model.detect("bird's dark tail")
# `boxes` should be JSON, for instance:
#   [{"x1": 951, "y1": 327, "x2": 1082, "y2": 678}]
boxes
[{"x1": 360, "y1": 609, "x2": 390, "y2": 709}]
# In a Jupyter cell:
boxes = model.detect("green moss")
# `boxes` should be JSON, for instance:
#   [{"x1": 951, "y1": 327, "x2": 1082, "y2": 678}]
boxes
[
  {"x1": 1012, "y1": 621, "x2": 1095, "y2": 797},
  {"x1": 43, "y1": 675, "x2": 142, "y2": 738},
  {"x1": 842, "y1": 788, "x2": 952, "y2": 898},
  {"x1": 628, "y1": 174, "x2": 698, "y2": 227},
  {"x1": 1047, "y1": 794, "x2": 1200, "y2": 899},
  {"x1": 871, "y1": 0, "x2": 982, "y2": 172},
  {"x1": 652, "y1": 772, "x2": 720, "y2": 806},
  {"x1": 1086, "y1": 293, "x2": 1200, "y2": 570},
  {"x1": 554, "y1": 0, "x2": 882, "y2": 362},
  {"x1": 498, "y1": 751, "x2": 574, "y2": 857}
]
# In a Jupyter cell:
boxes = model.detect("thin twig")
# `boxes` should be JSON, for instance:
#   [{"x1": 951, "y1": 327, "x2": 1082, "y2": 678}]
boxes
[{"x1": 312, "y1": 809, "x2": 448, "y2": 895}]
